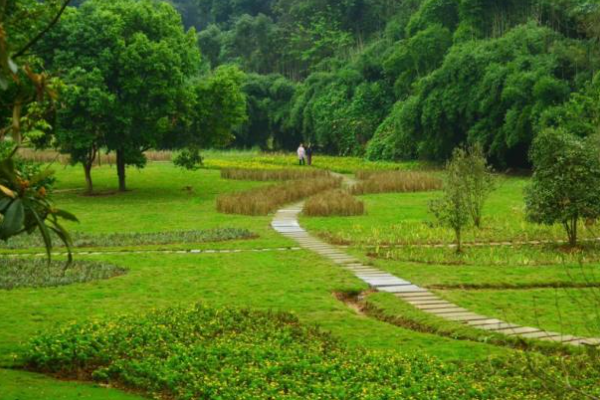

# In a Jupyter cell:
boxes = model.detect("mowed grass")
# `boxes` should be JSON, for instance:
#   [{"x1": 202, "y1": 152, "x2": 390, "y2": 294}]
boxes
[
  {"x1": 26, "y1": 163, "x2": 293, "y2": 250},
  {"x1": 439, "y1": 288, "x2": 600, "y2": 337},
  {"x1": 300, "y1": 176, "x2": 600, "y2": 339},
  {"x1": 0, "y1": 368, "x2": 146, "y2": 400},
  {"x1": 301, "y1": 177, "x2": 592, "y2": 246},
  {"x1": 0, "y1": 252, "x2": 504, "y2": 368}
]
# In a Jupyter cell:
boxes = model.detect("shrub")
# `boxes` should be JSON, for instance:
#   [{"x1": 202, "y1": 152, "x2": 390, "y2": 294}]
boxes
[
  {"x1": 23, "y1": 303, "x2": 592, "y2": 399},
  {"x1": 526, "y1": 129, "x2": 600, "y2": 247},
  {"x1": 304, "y1": 190, "x2": 365, "y2": 217},
  {"x1": 351, "y1": 171, "x2": 442, "y2": 195},
  {"x1": 216, "y1": 176, "x2": 341, "y2": 215},
  {"x1": 0, "y1": 258, "x2": 126, "y2": 289},
  {"x1": 221, "y1": 168, "x2": 330, "y2": 181},
  {"x1": 1, "y1": 228, "x2": 256, "y2": 249}
]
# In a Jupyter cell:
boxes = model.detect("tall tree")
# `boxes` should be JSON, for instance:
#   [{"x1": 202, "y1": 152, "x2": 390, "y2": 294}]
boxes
[{"x1": 40, "y1": 0, "x2": 201, "y2": 191}]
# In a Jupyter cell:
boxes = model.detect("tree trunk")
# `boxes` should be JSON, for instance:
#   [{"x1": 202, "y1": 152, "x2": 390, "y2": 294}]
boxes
[
  {"x1": 116, "y1": 149, "x2": 127, "y2": 192},
  {"x1": 570, "y1": 217, "x2": 578, "y2": 247},
  {"x1": 83, "y1": 163, "x2": 93, "y2": 194},
  {"x1": 455, "y1": 228, "x2": 462, "y2": 254}
]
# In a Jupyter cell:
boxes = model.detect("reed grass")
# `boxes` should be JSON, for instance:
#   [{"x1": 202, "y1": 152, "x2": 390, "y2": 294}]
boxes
[
  {"x1": 217, "y1": 177, "x2": 342, "y2": 215},
  {"x1": 221, "y1": 168, "x2": 330, "y2": 181},
  {"x1": 304, "y1": 190, "x2": 365, "y2": 217},
  {"x1": 351, "y1": 171, "x2": 442, "y2": 195},
  {"x1": 17, "y1": 148, "x2": 173, "y2": 165}
]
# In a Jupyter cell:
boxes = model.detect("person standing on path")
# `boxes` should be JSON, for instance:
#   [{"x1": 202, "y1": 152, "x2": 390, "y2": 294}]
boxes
[
  {"x1": 306, "y1": 144, "x2": 313, "y2": 166},
  {"x1": 297, "y1": 143, "x2": 306, "y2": 165}
]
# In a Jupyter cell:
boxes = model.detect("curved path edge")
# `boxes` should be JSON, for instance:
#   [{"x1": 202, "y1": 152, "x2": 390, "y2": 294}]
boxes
[{"x1": 271, "y1": 202, "x2": 600, "y2": 348}]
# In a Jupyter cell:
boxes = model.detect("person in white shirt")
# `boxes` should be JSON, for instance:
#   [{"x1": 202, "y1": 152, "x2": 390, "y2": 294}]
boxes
[{"x1": 297, "y1": 143, "x2": 306, "y2": 165}]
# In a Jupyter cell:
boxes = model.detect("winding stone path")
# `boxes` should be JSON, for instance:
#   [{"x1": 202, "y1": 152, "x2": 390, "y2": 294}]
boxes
[{"x1": 271, "y1": 200, "x2": 600, "y2": 348}]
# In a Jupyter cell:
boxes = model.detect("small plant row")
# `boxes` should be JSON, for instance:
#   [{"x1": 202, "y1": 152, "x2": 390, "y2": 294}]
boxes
[
  {"x1": 23, "y1": 303, "x2": 596, "y2": 400},
  {"x1": 0, "y1": 228, "x2": 256, "y2": 249},
  {"x1": 303, "y1": 189, "x2": 365, "y2": 217},
  {"x1": 221, "y1": 167, "x2": 330, "y2": 181},
  {"x1": 217, "y1": 176, "x2": 341, "y2": 215},
  {"x1": 0, "y1": 258, "x2": 126, "y2": 290},
  {"x1": 351, "y1": 171, "x2": 442, "y2": 195}
]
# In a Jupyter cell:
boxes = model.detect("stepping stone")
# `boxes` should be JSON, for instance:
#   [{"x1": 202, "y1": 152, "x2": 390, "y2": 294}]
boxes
[
  {"x1": 467, "y1": 319, "x2": 507, "y2": 327},
  {"x1": 378, "y1": 285, "x2": 426, "y2": 293},
  {"x1": 426, "y1": 307, "x2": 470, "y2": 315},
  {"x1": 415, "y1": 303, "x2": 464, "y2": 311},
  {"x1": 497, "y1": 327, "x2": 541, "y2": 335},
  {"x1": 517, "y1": 331, "x2": 563, "y2": 340},
  {"x1": 406, "y1": 299, "x2": 448, "y2": 306},
  {"x1": 362, "y1": 278, "x2": 411, "y2": 286},
  {"x1": 475, "y1": 323, "x2": 520, "y2": 331},
  {"x1": 395, "y1": 291, "x2": 434, "y2": 298},
  {"x1": 441, "y1": 313, "x2": 489, "y2": 322},
  {"x1": 536, "y1": 334, "x2": 579, "y2": 343}
]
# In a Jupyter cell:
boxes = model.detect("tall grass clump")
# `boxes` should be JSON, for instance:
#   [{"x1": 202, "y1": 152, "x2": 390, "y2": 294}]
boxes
[
  {"x1": 221, "y1": 168, "x2": 330, "y2": 181},
  {"x1": 17, "y1": 148, "x2": 173, "y2": 165},
  {"x1": 217, "y1": 176, "x2": 341, "y2": 215},
  {"x1": 304, "y1": 190, "x2": 365, "y2": 217},
  {"x1": 23, "y1": 303, "x2": 590, "y2": 400},
  {"x1": 351, "y1": 171, "x2": 442, "y2": 195}
]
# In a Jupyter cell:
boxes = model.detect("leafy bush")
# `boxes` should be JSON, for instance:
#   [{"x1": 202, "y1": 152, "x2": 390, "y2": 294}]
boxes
[
  {"x1": 0, "y1": 258, "x2": 126, "y2": 289},
  {"x1": 1, "y1": 228, "x2": 257, "y2": 249},
  {"x1": 351, "y1": 171, "x2": 442, "y2": 195},
  {"x1": 221, "y1": 168, "x2": 330, "y2": 181},
  {"x1": 217, "y1": 176, "x2": 341, "y2": 215},
  {"x1": 23, "y1": 303, "x2": 594, "y2": 399},
  {"x1": 0, "y1": 151, "x2": 77, "y2": 262},
  {"x1": 303, "y1": 190, "x2": 365, "y2": 217},
  {"x1": 526, "y1": 129, "x2": 600, "y2": 246}
]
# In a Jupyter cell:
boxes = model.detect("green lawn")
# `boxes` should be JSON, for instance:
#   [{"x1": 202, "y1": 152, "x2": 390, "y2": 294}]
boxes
[
  {"x1": 0, "y1": 369, "x2": 145, "y2": 400},
  {"x1": 439, "y1": 288, "x2": 600, "y2": 337},
  {"x1": 2, "y1": 160, "x2": 599, "y2": 399},
  {"x1": 300, "y1": 175, "x2": 600, "y2": 339}
]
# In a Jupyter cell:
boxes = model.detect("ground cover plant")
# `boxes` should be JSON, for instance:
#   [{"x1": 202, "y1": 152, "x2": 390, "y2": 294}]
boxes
[
  {"x1": 351, "y1": 171, "x2": 442, "y2": 195},
  {"x1": 0, "y1": 258, "x2": 126, "y2": 290},
  {"x1": 217, "y1": 176, "x2": 341, "y2": 215},
  {"x1": 201, "y1": 150, "x2": 415, "y2": 173},
  {"x1": 22, "y1": 303, "x2": 600, "y2": 400},
  {"x1": 221, "y1": 167, "x2": 330, "y2": 181},
  {"x1": 1, "y1": 228, "x2": 256, "y2": 249},
  {"x1": 303, "y1": 189, "x2": 365, "y2": 217}
]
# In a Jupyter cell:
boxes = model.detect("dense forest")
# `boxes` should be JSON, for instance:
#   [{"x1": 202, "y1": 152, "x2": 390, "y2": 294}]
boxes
[
  {"x1": 5, "y1": 0, "x2": 600, "y2": 170},
  {"x1": 163, "y1": 0, "x2": 600, "y2": 168}
]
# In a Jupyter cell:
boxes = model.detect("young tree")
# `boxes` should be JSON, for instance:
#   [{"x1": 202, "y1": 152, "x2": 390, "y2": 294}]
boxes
[
  {"x1": 525, "y1": 128, "x2": 600, "y2": 247},
  {"x1": 41, "y1": 0, "x2": 201, "y2": 191},
  {"x1": 55, "y1": 68, "x2": 115, "y2": 194},
  {"x1": 430, "y1": 149, "x2": 471, "y2": 253},
  {"x1": 452, "y1": 144, "x2": 495, "y2": 228}
]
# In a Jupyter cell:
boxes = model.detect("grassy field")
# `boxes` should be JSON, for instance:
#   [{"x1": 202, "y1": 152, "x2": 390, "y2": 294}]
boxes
[
  {"x1": 1, "y1": 157, "x2": 599, "y2": 399},
  {"x1": 300, "y1": 175, "x2": 600, "y2": 339}
]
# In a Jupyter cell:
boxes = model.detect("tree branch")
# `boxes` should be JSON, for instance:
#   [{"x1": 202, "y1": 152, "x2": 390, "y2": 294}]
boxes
[{"x1": 13, "y1": 0, "x2": 73, "y2": 59}]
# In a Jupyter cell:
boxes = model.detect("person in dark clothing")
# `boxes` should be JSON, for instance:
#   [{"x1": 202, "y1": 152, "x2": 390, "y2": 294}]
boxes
[{"x1": 306, "y1": 145, "x2": 313, "y2": 166}]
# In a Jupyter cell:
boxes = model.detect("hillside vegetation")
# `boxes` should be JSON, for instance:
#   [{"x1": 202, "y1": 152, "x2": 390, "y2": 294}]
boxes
[{"x1": 164, "y1": 0, "x2": 600, "y2": 167}]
